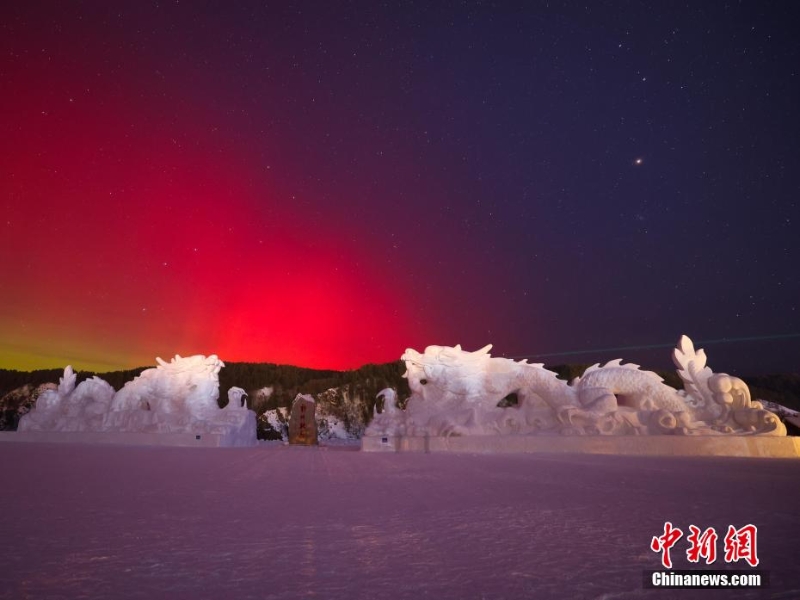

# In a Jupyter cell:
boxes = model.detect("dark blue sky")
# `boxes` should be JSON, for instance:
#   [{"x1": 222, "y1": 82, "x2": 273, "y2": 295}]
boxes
[{"x1": 1, "y1": 1, "x2": 798, "y2": 373}]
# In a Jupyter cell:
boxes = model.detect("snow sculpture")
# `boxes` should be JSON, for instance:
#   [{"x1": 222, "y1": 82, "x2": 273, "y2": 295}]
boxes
[
  {"x1": 35, "y1": 366, "x2": 77, "y2": 409},
  {"x1": 368, "y1": 388, "x2": 402, "y2": 436},
  {"x1": 226, "y1": 387, "x2": 248, "y2": 410},
  {"x1": 19, "y1": 371, "x2": 115, "y2": 432},
  {"x1": 364, "y1": 336, "x2": 786, "y2": 438},
  {"x1": 110, "y1": 354, "x2": 224, "y2": 415},
  {"x1": 19, "y1": 355, "x2": 257, "y2": 446},
  {"x1": 376, "y1": 388, "x2": 399, "y2": 414}
]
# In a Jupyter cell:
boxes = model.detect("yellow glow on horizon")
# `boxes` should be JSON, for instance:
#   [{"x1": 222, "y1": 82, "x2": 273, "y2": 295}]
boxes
[{"x1": 0, "y1": 347, "x2": 135, "y2": 373}]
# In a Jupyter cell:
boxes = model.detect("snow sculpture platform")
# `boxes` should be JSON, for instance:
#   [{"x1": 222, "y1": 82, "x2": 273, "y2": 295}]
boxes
[
  {"x1": 17, "y1": 355, "x2": 257, "y2": 447},
  {"x1": 0, "y1": 430, "x2": 233, "y2": 447},
  {"x1": 364, "y1": 335, "x2": 794, "y2": 458},
  {"x1": 362, "y1": 434, "x2": 800, "y2": 458}
]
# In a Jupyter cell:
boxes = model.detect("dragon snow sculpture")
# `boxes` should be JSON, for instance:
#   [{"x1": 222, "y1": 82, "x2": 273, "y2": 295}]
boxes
[
  {"x1": 19, "y1": 355, "x2": 257, "y2": 446},
  {"x1": 366, "y1": 336, "x2": 786, "y2": 437}
]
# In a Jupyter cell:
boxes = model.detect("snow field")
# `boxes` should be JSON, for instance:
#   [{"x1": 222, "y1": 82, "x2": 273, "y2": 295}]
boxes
[{"x1": 1, "y1": 443, "x2": 799, "y2": 600}]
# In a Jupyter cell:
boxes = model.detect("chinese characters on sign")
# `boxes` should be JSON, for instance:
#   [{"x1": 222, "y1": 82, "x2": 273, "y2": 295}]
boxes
[
  {"x1": 299, "y1": 403, "x2": 306, "y2": 440},
  {"x1": 288, "y1": 395, "x2": 318, "y2": 445},
  {"x1": 651, "y1": 523, "x2": 758, "y2": 569}
]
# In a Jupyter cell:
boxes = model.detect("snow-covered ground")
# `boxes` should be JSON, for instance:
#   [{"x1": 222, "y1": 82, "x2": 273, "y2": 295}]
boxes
[{"x1": 1, "y1": 443, "x2": 798, "y2": 599}]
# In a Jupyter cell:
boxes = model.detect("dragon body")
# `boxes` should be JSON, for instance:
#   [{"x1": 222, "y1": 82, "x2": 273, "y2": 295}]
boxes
[{"x1": 365, "y1": 336, "x2": 786, "y2": 437}]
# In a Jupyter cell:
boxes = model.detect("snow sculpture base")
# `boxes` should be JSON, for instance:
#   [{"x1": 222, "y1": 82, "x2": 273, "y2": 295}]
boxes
[
  {"x1": 0, "y1": 430, "x2": 242, "y2": 448},
  {"x1": 361, "y1": 434, "x2": 800, "y2": 458}
]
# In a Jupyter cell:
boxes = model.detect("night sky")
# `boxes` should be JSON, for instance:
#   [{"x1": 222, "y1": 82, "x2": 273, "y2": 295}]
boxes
[{"x1": 1, "y1": 2, "x2": 798, "y2": 374}]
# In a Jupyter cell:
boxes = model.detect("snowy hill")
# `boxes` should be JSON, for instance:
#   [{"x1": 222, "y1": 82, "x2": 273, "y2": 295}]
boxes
[{"x1": 0, "y1": 383, "x2": 55, "y2": 430}]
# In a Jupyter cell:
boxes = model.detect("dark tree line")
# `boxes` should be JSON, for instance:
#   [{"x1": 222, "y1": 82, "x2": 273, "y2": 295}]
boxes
[{"x1": 221, "y1": 360, "x2": 411, "y2": 414}]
